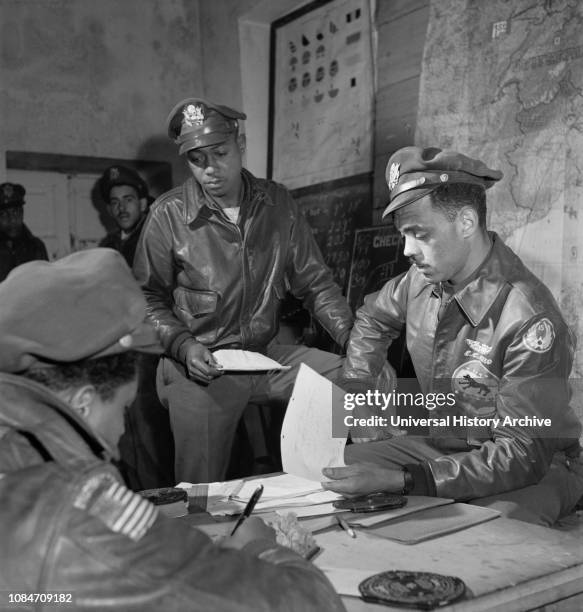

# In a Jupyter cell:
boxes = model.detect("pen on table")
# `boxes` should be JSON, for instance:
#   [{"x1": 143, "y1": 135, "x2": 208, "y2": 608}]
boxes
[
  {"x1": 230, "y1": 485, "x2": 264, "y2": 535},
  {"x1": 336, "y1": 515, "x2": 356, "y2": 539}
]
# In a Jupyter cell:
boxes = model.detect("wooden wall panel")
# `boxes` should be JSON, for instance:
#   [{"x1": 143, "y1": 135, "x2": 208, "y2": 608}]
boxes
[
  {"x1": 376, "y1": 6, "x2": 430, "y2": 87},
  {"x1": 375, "y1": 76, "x2": 421, "y2": 156},
  {"x1": 376, "y1": 0, "x2": 429, "y2": 26},
  {"x1": 372, "y1": 0, "x2": 429, "y2": 218}
]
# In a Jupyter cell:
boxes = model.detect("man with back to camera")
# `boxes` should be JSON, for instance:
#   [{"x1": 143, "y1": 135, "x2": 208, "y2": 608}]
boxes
[
  {"x1": 322, "y1": 146, "x2": 583, "y2": 526},
  {"x1": 0, "y1": 182, "x2": 48, "y2": 281},
  {"x1": 0, "y1": 248, "x2": 346, "y2": 612},
  {"x1": 99, "y1": 165, "x2": 150, "y2": 266},
  {"x1": 133, "y1": 97, "x2": 361, "y2": 483}
]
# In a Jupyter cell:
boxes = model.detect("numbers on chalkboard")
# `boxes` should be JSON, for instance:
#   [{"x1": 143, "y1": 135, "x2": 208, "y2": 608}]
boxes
[{"x1": 292, "y1": 176, "x2": 372, "y2": 292}]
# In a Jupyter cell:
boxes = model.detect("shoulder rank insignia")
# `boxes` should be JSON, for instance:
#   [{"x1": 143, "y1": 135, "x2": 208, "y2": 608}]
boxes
[
  {"x1": 523, "y1": 317, "x2": 555, "y2": 353},
  {"x1": 74, "y1": 472, "x2": 158, "y2": 541},
  {"x1": 183, "y1": 103, "x2": 205, "y2": 127},
  {"x1": 388, "y1": 163, "x2": 400, "y2": 191}
]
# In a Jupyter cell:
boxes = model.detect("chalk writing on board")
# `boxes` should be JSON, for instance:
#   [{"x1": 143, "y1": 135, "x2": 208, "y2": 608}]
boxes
[
  {"x1": 346, "y1": 225, "x2": 410, "y2": 312},
  {"x1": 292, "y1": 176, "x2": 371, "y2": 291}
]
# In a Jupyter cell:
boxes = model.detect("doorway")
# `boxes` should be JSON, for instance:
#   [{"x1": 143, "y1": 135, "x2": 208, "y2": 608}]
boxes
[{"x1": 6, "y1": 151, "x2": 172, "y2": 260}]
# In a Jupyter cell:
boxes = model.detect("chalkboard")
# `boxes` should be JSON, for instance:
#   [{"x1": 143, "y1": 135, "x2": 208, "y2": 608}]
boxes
[
  {"x1": 346, "y1": 223, "x2": 415, "y2": 377},
  {"x1": 292, "y1": 173, "x2": 372, "y2": 291},
  {"x1": 346, "y1": 223, "x2": 410, "y2": 312}
]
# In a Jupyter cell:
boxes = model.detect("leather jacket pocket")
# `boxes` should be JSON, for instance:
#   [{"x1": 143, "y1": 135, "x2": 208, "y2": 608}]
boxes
[{"x1": 173, "y1": 288, "x2": 219, "y2": 343}]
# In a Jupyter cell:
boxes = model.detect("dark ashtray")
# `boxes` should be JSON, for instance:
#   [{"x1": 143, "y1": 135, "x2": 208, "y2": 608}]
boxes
[{"x1": 359, "y1": 569, "x2": 467, "y2": 609}]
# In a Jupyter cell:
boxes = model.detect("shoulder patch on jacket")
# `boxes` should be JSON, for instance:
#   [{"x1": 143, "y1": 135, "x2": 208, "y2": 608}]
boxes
[
  {"x1": 73, "y1": 471, "x2": 158, "y2": 541},
  {"x1": 523, "y1": 318, "x2": 555, "y2": 353}
]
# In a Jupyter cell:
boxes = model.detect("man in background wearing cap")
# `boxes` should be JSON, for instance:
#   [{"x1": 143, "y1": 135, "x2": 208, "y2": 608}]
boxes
[
  {"x1": 99, "y1": 165, "x2": 150, "y2": 266},
  {"x1": 133, "y1": 98, "x2": 355, "y2": 483},
  {"x1": 0, "y1": 249, "x2": 345, "y2": 612},
  {"x1": 322, "y1": 146, "x2": 583, "y2": 526},
  {"x1": 0, "y1": 182, "x2": 48, "y2": 281}
]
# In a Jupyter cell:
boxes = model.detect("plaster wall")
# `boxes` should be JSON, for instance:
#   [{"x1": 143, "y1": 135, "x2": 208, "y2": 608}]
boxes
[
  {"x1": 198, "y1": 0, "x2": 308, "y2": 177},
  {"x1": 0, "y1": 0, "x2": 204, "y2": 184}
]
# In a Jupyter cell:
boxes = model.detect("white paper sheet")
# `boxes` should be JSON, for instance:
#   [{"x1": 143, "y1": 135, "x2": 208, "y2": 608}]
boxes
[
  {"x1": 213, "y1": 349, "x2": 290, "y2": 371},
  {"x1": 280, "y1": 363, "x2": 348, "y2": 481},
  {"x1": 235, "y1": 473, "x2": 324, "y2": 501}
]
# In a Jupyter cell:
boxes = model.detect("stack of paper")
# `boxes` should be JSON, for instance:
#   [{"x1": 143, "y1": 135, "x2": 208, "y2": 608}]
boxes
[{"x1": 203, "y1": 474, "x2": 341, "y2": 516}]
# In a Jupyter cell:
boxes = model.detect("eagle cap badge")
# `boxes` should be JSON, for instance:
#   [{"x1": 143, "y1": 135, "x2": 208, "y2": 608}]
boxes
[
  {"x1": 183, "y1": 104, "x2": 205, "y2": 127},
  {"x1": 388, "y1": 162, "x2": 400, "y2": 191}
]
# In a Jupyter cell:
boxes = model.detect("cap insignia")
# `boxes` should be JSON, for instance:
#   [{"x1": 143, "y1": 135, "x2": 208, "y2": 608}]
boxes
[
  {"x1": 2, "y1": 184, "x2": 13, "y2": 198},
  {"x1": 388, "y1": 163, "x2": 400, "y2": 190},
  {"x1": 109, "y1": 167, "x2": 120, "y2": 180},
  {"x1": 183, "y1": 104, "x2": 205, "y2": 127},
  {"x1": 440, "y1": 173, "x2": 449, "y2": 182}
]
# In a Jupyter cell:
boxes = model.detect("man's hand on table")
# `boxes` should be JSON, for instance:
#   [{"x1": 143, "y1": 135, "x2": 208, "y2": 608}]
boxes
[
  {"x1": 220, "y1": 517, "x2": 276, "y2": 550},
  {"x1": 321, "y1": 463, "x2": 405, "y2": 497},
  {"x1": 185, "y1": 342, "x2": 224, "y2": 383}
]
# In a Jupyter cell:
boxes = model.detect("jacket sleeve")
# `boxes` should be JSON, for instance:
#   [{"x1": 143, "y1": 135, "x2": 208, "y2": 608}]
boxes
[
  {"x1": 35, "y1": 237, "x2": 49, "y2": 261},
  {"x1": 428, "y1": 313, "x2": 578, "y2": 500},
  {"x1": 53, "y1": 478, "x2": 346, "y2": 611},
  {"x1": 343, "y1": 271, "x2": 409, "y2": 384},
  {"x1": 133, "y1": 205, "x2": 194, "y2": 361},
  {"x1": 285, "y1": 197, "x2": 354, "y2": 348}
]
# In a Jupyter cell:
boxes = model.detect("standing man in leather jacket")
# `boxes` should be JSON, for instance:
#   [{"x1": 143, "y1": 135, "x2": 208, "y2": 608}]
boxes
[
  {"x1": 322, "y1": 146, "x2": 583, "y2": 526},
  {"x1": 133, "y1": 98, "x2": 355, "y2": 483},
  {"x1": 0, "y1": 249, "x2": 345, "y2": 612}
]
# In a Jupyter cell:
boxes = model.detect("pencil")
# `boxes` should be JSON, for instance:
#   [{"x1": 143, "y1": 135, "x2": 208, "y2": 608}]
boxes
[
  {"x1": 336, "y1": 515, "x2": 356, "y2": 538},
  {"x1": 231, "y1": 485, "x2": 264, "y2": 535}
]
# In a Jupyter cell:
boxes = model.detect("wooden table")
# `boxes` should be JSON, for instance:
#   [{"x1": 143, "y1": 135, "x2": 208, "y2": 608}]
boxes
[
  {"x1": 181, "y1": 488, "x2": 583, "y2": 611},
  {"x1": 315, "y1": 517, "x2": 583, "y2": 611}
]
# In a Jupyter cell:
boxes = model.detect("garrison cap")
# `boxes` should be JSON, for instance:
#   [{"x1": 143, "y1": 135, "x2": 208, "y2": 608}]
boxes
[
  {"x1": 0, "y1": 248, "x2": 162, "y2": 373},
  {"x1": 100, "y1": 165, "x2": 148, "y2": 201},
  {"x1": 166, "y1": 97, "x2": 246, "y2": 154},
  {"x1": 383, "y1": 146, "x2": 503, "y2": 218},
  {"x1": 0, "y1": 183, "x2": 26, "y2": 210}
]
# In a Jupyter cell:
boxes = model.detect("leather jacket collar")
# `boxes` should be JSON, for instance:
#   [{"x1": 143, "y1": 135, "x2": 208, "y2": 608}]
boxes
[
  {"x1": 0, "y1": 373, "x2": 110, "y2": 468},
  {"x1": 415, "y1": 232, "x2": 523, "y2": 327},
  {"x1": 181, "y1": 169, "x2": 273, "y2": 225}
]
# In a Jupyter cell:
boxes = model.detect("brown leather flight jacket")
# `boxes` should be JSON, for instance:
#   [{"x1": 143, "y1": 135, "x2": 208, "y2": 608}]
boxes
[
  {"x1": 344, "y1": 233, "x2": 582, "y2": 500},
  {"x1": 0, "y1": 373, "x2": 346, "y2": 611},
  {"x1": 133, "y1": 170, "x2": 353, "y2": 362}
]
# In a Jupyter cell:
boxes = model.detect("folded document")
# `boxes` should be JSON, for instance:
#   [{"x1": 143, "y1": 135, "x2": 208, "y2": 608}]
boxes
[{"x1": 213, "y1": 349, "x2": 290, "y2": 371}]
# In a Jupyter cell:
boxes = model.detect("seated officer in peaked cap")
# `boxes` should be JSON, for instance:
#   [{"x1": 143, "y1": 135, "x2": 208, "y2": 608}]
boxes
[
  {"x1": 322, "y1": 146, "x2": 583, "y2": 526},
  {"x1": 0, "y1": 249, "x2": 345, "y2": 612},
  {"x1": 133, "y1": 97, "x2": 363, "y2": 484},
  {"x1": 99, "y1": 165, "x2": 150, "y2": 266},
  {"x1": 0, "y1": 182, "x2": 48, "y2": 281}
]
